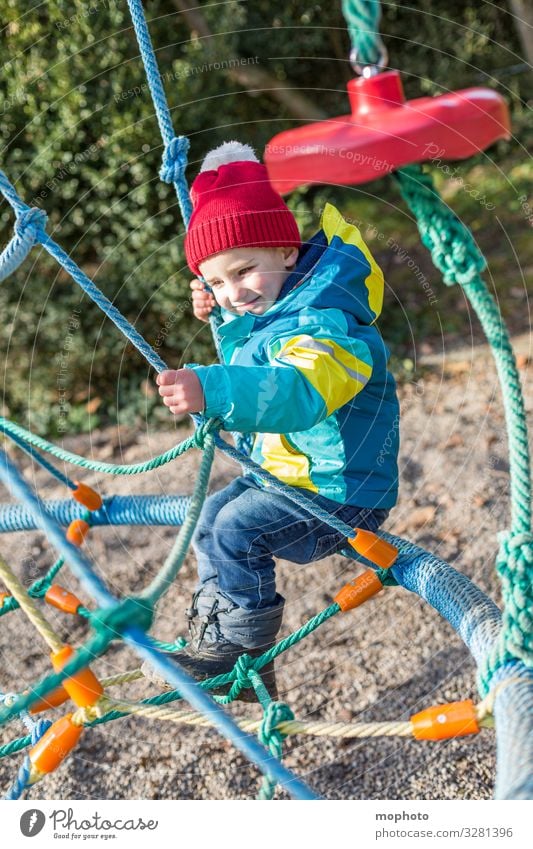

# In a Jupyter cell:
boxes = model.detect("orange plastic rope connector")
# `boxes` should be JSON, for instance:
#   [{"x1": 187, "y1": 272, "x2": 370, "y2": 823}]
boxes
[
  {"x1": 334, "y1": 569, "x2": 384, "y2": 612},
  {"x1": 66, "y1": 519, "x2": 90, "y2": 547},
  {"x1": 29, "y1": 684, "x2": 70, "y2": 715},
  {"x1": 348, "y1": 528, "x2": 398, "y2": 568},
  {"x1": 72, "y1": 482, "x2": 103, "y2": 512},
  {"x1": 45, "y1": 585, "x2": 82, "y2": 615},
  {"x1": 411, "y1": 700, "x2": 480, "y2": 740},
  {"x1": 51, "y1": 645, "x2": 103, "y2": 708},
  {"x1": 29, "y1": 713, "x2": 83, "y2": 774},
  {"x1": 0, "y1": 592, "x2": 11, "y2": 608}
]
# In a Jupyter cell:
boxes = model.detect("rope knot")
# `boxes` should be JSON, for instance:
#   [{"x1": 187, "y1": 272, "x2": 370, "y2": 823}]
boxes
[
  {"x1": 259, "y1": 700, "x2": 295, "y2": 746},
  {"x1": 90, "y1": 596, "x2": 154, "y2": 641},
  {"x1": 14, "y1": 207, "x2": 48, "y2": 244},
  {"x1": 193, "y1": 417, "x2": 221, "y2": 449},
  {"x1": 159, "y1": 136, "x2": 190, "y2": 184},
  {"x1": 233, "y1": 653, "x2": 255, "y2": 690}
]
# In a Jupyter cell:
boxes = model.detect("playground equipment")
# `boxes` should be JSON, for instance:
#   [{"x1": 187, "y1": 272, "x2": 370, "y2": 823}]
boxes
[{"x1": 0, "y1": 0, "x2": 531, "y2": 801}]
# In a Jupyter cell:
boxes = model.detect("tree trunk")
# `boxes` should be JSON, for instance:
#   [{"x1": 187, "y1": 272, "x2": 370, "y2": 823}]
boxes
[
  {"x1": 508, "y1": 0, "x2": 533, "y2": 68},
  {"x1": 172, "y1": 0, "x2": 328, "y2": 120}
]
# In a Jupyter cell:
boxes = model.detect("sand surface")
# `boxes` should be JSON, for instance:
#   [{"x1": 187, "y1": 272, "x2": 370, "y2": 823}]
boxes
[{"x1": 0, "y1": 333, "x2": 531, "y2": 800}]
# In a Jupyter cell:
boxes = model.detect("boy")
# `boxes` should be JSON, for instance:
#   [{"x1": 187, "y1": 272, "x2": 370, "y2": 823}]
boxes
[{"x1": 148, "y1": 141, "x2": 399, "y2": 697}]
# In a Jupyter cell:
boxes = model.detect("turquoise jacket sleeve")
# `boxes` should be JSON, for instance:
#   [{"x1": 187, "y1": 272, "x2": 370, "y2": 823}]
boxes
[{"x1": 187, "y1": 310, "x2": 373, "y2": 434}]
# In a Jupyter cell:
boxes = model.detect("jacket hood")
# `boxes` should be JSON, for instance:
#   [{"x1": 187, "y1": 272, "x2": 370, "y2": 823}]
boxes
[{"x1": 219, "y1": 202, "x2": 384, "y2": 332}]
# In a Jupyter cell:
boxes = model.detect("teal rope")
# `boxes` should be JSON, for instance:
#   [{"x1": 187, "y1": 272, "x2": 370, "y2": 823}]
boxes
[
  {"x1": 341, "y1": 0, "x2": 385, "y2": 66},
  {"x1": 394, "y1": 166, "x2": 531, "y2": 534},
  {"x1": 394, "y1": 165, "x2": 532, "y2": 683},
  {"x1": 257, "y1": 699, "x2": 295, "y2": 800},
  {"x1": 139, "y1": 430, "x2": 216, "y2": 606},
  {"x1": 0, "y1": 416, "x2": 214, "y2": 476},
  {"x1": 479, "y1": 530, "x2": 533, "y2": 692},
  {"x1": 2, "y1": 428, "x2": 76, "y2": 490},
  {"x1": 0, "y1": 734, "x2": 32, "y2": 760},
  {"x1": 0, "y1": 557, "x2": 65, "y2": 619}
]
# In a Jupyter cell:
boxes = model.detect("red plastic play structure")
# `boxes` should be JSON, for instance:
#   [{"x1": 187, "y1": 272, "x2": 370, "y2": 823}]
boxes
[{"x1": 264, "y1": 70, "x2": 511, "y2": 193}]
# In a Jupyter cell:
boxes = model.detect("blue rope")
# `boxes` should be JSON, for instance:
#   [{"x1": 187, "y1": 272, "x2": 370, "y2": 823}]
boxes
[
  {"x1": 2, "y1": 432, "x2": 76, "y2": 491},
  {"x1": 388, "y1": 532, "x2": 502, "y2": 669},
  {"x1": 0, "y1": 206, "x2": 48, "y2": 282},
  {"x1": 0, "y1": 452, "x2": 318, "y2": 800},
  {"x1": 0, "y1": 169, "x2": 168, "y2": 374},
  {"x1": 39, "y1": 232, "x2": 168, "y2": 373},
  {"x1": 0, "y1": 494, "x2": 192, "y2": 532},
  {"x1": 126, "y1": 0, "x2": 193, "y2": 224},
  {"x1": 1, "y1": 694, "x2": 52, "y2": 800},
  {"x1": 0, "y1": 452, "x2": 116, "y2": 608}
]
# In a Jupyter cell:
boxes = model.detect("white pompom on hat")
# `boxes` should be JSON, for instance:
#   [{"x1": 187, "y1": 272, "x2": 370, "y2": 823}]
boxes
[
  {"x1": 185, "y1": 140, "x2": 301, "y2": 276},
  {"x1": 199, "y1": 140, "x2": 259, "y2": 172}
]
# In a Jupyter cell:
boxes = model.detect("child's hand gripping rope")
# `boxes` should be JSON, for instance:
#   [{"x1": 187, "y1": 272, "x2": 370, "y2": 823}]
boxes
[
  {"x1": 157, "y1": 369, "x2": 205, "y2": 416},
  {"x1": 190, "y1": 278, "x2": 215, "y2": 323}
]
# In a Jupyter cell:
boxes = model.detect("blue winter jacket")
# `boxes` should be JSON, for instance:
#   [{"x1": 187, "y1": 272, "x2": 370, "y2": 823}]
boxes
[{"x1": 189, "y1": 202, "x2": 400, "y2": 509}]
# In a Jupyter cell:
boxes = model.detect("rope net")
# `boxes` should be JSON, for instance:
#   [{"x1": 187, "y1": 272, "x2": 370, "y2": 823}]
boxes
[{"x1": 0, "y1": 0, "x2": 531, "y2": 802}]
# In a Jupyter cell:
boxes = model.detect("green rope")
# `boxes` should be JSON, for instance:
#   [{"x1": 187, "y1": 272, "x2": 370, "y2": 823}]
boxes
[
  {"x1": 257, "y1": 699, "x2": 295, "y2": 800},
  {"x1": 0, "y1": 631, "x2": 112, "y2": 726},
  {"x1": 90, "y1": 597, "x2": 155, "y2": 642},
  {"x1": 394, "y1": 165, "x2": 532, "y2": 687},
  {"x1": 0, "y1": 557, "x2": 65, "y2": 618},
  {"x1": 341, "y1": 0, "x2": 385, "y2": 66},
  {"x1": 0, "y1": 734, "x2": 32, "y2": 760},
  {"x1": 0, "y1": 416, "x2": 216, "y2": 477},
  {"x1": 478, "y1": 530, "x2": 533, "y2": 694},
  {"x1": 139, "y1": 430, "x2": 216, "y2": 607}
]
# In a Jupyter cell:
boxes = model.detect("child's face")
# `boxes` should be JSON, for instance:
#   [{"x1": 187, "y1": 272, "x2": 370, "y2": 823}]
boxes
[{"x1": 199, "y1": 245, "x2": 299, "y2": 315}]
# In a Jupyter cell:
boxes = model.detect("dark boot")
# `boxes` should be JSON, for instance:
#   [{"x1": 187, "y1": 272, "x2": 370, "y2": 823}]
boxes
[{"x1": 142, "y1": 585, "x2": 284, "y2": 703}]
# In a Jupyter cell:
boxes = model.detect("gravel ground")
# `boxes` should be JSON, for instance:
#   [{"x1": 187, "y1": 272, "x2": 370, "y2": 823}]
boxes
[{"x1": 0, "y1": 333, "x2": 531, "y2": 801}]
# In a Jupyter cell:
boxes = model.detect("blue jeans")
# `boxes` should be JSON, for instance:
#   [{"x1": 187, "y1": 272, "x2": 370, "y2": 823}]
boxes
[{"x1": 191, "y1": 476, "x2": 390, "y2": 611}]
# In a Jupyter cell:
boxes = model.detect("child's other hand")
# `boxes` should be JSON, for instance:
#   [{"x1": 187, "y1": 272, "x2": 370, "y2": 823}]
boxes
[
  {"x1": 156, "y1": 369, "x2": 205, "y2": 416},
  {"x1": 190, "y1": 278, "x2": 216, "y2": 323}
]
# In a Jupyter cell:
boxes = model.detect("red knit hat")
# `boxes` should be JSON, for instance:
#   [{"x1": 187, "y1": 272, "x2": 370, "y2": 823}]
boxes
[{"x1": 184, "y1": 141, "x2": 301, "y2": 276}]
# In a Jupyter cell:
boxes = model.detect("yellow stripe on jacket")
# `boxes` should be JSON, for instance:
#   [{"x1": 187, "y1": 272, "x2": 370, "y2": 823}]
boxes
[
  {"x1": 321, "y1": 202, "x2": 384, "y2": 321},
  {"x1": 274, "y1": 335, "x2": 373, "y2": 416},
  {"x1": 260, "y1": 433, "x2": 319, "y2": 492}
]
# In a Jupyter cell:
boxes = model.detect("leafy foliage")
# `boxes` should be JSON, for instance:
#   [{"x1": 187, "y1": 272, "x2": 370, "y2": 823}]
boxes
[{"x1": 0, "y1": 0, "x2": 528, "y2": 433}]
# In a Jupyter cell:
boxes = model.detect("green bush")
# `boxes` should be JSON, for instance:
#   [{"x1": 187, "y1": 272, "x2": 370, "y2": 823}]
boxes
[{"x1": 0, "y1": 1, "x2": 529, "y2": 434}]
